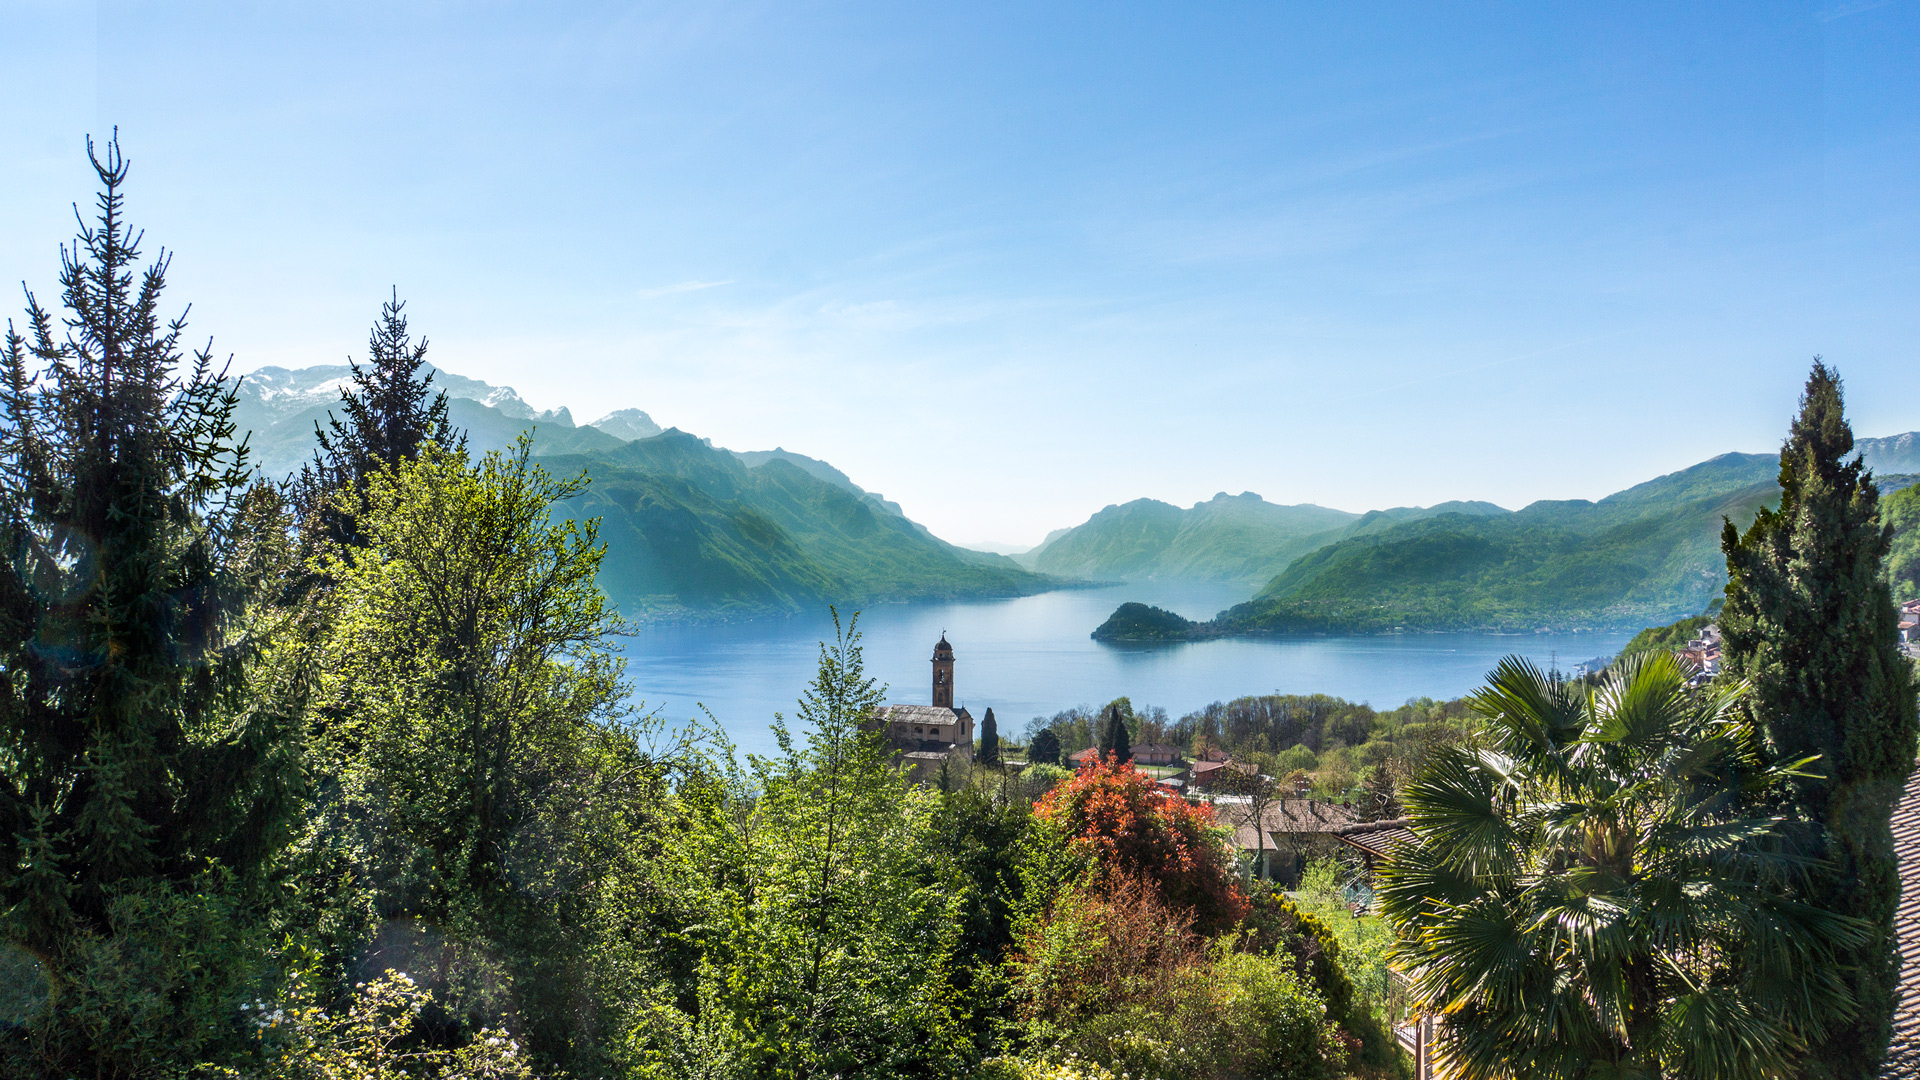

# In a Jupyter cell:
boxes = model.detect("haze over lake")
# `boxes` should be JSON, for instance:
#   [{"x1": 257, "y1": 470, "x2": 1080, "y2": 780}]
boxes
[{"x1": 621, "y1": 583, "x2": 1634, "y2": 756}]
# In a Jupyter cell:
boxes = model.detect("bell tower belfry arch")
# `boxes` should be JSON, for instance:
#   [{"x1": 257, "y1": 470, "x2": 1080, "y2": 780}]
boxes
[{"x1": 932, "y1": 634, "x2": 955, "y2": 709}]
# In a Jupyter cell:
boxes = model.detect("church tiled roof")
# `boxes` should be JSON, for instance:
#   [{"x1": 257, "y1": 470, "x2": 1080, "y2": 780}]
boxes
[
  {"x1": 876, "y1": 704, "x2": 964, "y2": 728},
  {"x1": 1881, "y1": 766, "x2": 1920, "y2": 1077}
]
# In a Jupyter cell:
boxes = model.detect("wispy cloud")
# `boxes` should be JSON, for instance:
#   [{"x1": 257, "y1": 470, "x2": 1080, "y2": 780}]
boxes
[
  {"x1": 636, "y1": 279, "x2": 733, "y2": 299},
  {"x1": 1817, "y1": 0, "x2": 1895, "y2": 21}
]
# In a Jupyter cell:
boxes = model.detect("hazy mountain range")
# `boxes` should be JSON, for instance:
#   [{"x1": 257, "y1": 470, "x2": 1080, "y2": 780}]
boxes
[
  {"x1": 1090, "y1": 447, "x2": 1920, "y2": 637},
  {"x1": 233, "y1": 363, "x2": 1918, "y2": 631},
  {"x1": 231, "y1": 364, "x2": 1050, "y2": 617}
]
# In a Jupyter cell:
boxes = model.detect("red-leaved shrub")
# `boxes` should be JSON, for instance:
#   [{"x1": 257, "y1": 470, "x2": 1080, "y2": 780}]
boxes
[{"x1": 1033, "y1": 754, "x2": 1248, "y2": 934}]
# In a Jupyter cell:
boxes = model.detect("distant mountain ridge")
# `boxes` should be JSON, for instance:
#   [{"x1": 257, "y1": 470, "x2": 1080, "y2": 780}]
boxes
[
  {"x1": 1020, "y1": 493, "x2": 1359, "y2": 585},
  {"x1": 1094, "y1": 439, "x2": 1920, "y2": 638},
  {"x1": 1206, "y1": 451, "x2": 1782, "y2": 634},
  {"x1": 229, "y1": 363, "x2": 1051, "y2": 618}
]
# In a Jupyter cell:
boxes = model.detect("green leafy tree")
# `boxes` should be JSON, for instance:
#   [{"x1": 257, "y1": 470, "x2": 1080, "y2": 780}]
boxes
[
  {"x1": 305, "y1": 435, "x2": 655, "y2": 1071},
  {"x1": 675, "y1": 613, "x2": 969, "y2": 1077},
  {"x1": 0, "y1": 134, "x2": 304, "y2": 1076},
  {"x1": 1029, "y1": 728, "x2": 1062, "y2": 767},
  {"x1": 1380, "y1": 654, "x2": 1863, "y2": 1080},
  {"x1": 293, "y1": 289, "x2": 463, "y2": 553},
  {"x1": 1881, "y1": 482, "x2": 1920, "y2": 603},
  {"x1": 1719, "y1": 360, "x2": 1919, "y2": 1078},
  {"x1": 927, "y1": 784, "x2": 1032, "y2": 1055},
  {"x1": 980, "y1": 706, "x2": 1000, "y2": 764}
]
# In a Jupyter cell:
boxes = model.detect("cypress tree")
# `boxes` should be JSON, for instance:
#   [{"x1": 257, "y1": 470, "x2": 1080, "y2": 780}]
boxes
[
  {"x1": 0, "y1": 134, "x2": 301, "y2": 1074},
  {"x1": 979, "y1": 706, "x2": 999, "y2": 764},
  {"x1": 1719, "y1": 359, "x2": 1920, "y2": 1078},
  {"x1": 1101, "y1": 703, "x2": 1133, "y2": 762},
  {"x1": 293, "y1": 288, "x2": 463, "y2": 551}
]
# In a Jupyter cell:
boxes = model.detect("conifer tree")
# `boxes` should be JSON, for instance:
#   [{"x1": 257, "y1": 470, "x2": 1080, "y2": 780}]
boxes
[
  {"x1": 294, "y1": 288, "x2": 462, "y2": 551},
  {"x1": 0, "y1": 134, "x2": 301, "y2": 1074},
  {"x1": 980, "y1": 706, "x2": 1000, "y2": 764},
  {"x1": 1030, "y1": 727, "x2": 1062, "y2": 767},
  {"x1": 1719, "y1": 359, "x2": 1920, "y2": 1078},
  {"x1": 1101, "y1": 703, "x2": 1133, "y2": 762}
]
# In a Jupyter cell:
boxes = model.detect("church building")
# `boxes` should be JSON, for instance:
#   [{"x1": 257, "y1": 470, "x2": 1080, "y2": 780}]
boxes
[{"x1": 871, "y1": 635, "x2": 975, "y2": 781}]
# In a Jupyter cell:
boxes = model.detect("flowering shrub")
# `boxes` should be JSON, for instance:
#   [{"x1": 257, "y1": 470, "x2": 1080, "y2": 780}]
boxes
[
  {"x1": 253, "y1": 970, "x2": 534, "y2": 1080},
  {"x1": 1033, "y1": 755, "x2": 1247, "y2": 933}
]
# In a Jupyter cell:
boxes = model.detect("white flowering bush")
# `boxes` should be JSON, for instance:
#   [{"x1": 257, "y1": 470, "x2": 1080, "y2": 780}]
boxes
[
  {"x1": 973, "y1": 1055, "x2": 1119, "y2": 1080},
  {"x1": 253, "y1": 969, "x2": 535, "y2": 1079}
]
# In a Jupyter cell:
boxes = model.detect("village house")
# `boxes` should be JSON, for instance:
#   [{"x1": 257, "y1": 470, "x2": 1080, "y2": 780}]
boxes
[
  {"x1": 869, "y1": 635, "x2": 975, "y2": 782},
  {"x1": 1188, "y1": 757, "x2": 1257, "y2": 792},
  {"x1": 1132, "y1": 742, "x2": 1183, "y2": 767},
  {"x1": 1223, "y1": 798, "x2": 1360, "y2": 882}
]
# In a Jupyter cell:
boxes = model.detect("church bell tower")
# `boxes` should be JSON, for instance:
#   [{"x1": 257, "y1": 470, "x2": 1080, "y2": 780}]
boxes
[{"x1": 931, "y1": 635, "x2": 955, "y2": 709}]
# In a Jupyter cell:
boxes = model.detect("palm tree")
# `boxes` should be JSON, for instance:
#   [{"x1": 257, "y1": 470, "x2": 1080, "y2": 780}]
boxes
[{"x1": 1378, "y1": 653, "x2": 1863, "y2": 1080}]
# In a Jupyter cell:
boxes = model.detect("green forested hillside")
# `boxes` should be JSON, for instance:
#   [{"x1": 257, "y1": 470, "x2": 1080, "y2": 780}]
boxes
[
  {"x1": 548, "y1": 431, "x2": 1047, "y2": 616},
  {"x1": 234, "y1": 366, "x2": 1049, "y2": 617},
  {"x1": 1095, "y1": 453, "x2": 1783, "y2": 636},
  {"x1": 1212, "y1": 453, "x2": 1779, "y2": 633},
  {"x1": 1025, "y1": 492, "x2": 1358, "y2": 584}
]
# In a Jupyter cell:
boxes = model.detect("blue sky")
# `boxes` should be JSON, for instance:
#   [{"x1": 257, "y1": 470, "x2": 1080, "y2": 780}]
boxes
[{"x1": 3, "y1": 1, "x2": 1917, "y2": 547}]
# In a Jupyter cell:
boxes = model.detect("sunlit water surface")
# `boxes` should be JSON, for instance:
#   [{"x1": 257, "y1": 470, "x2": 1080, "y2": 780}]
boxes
[{"x1": 618, "y1": 584, "x2": 1633, "y2": 757}]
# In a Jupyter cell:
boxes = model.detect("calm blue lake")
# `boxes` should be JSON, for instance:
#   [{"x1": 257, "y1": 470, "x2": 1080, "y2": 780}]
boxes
[{"x1": 619, "y1": 584, "x2": 1634, "y2": 757}]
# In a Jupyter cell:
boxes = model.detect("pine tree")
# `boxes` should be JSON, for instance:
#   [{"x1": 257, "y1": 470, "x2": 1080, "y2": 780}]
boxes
[
  {"x1": 979, "y1": 706, "x2": 1000, "y2": 764},
  {"x1": 1719, "y1": 359, "x2": 1920, "y2": 1078},
  {"x1": 1101, "y1": 704, "x2": 1133, "y2": 762},
  {"x1": 0, "y1": 133, "x2": 301, "y2": 1074},
  {"x1": 294, "y1": 288, "x2": 463, "y2": 551}
]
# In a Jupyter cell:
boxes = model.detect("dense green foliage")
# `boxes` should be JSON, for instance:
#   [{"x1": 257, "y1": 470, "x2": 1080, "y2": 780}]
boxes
[
  {"x1": 1883, "y1": 481, "x2": 1920, "y2": 602},
  {"x1": 1617, "y1": 613, "x2": 1712, "y2": 659},
  {"x1": 1382, "y1": 654, "x2": 1864, "y2": 1080},
  {"x1": 1022, "y1": 492, "x2": 1358, "y2": 586},
  {"x1": 1029, "y1": 728, "x2": 1062, "y2": 766},
  {"x1": 0, "y1": 138, "x2": 305, "y2": 1076},
  {"x1": 1089, "y1": 601, "x2": 1195, "y2": 641},
  {"x1": 1027, "y1": 694, "x2": 1474, "y2": 807},
  {"x1": 547, "y1": 431, "x2": 1048, "y2": 617},
  {"x1": 298, "y1": 438, "x2": 657, "y2": 1072},
  {"x1": 1211, "y1": 453, "x2": 1781, "y2": 633},
  {"x1": 1097, "y1": 705, "x2": 1133, "y2": 762},
  {"x1": 1719, "y1": 362, "x2": 1920, "y2": 1078}
]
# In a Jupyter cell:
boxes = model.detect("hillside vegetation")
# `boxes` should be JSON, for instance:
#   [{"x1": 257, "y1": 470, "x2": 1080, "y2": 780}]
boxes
[
  {"x1": 1022, "y1": 491, "x2": 1358, "y2": 584},
  {"x1": 548, "y1": 431, "x2": 1044, "y2": 616},
  {"x1": 233, "y1": 365, "x2": 1051, "y2": 617},
  {"x1": 1213, "y1": 452, "x2": 1779, "y2": 633},
  {"x1": 1093, "y1": 453, "x2": 1783, "y2": 637},
  {"x1": 1885, "y1": 482, "x2": 1920, "y2": 603}
]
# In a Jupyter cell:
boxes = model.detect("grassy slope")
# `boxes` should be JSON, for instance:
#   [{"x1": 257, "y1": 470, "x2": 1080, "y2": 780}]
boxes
[
  {"x1": 1031, "y1": 493, "x2": 1359, "y2": 584},
  {"x1": 1207, "y1": 453, "x2": 1780, "y2": 633}
]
